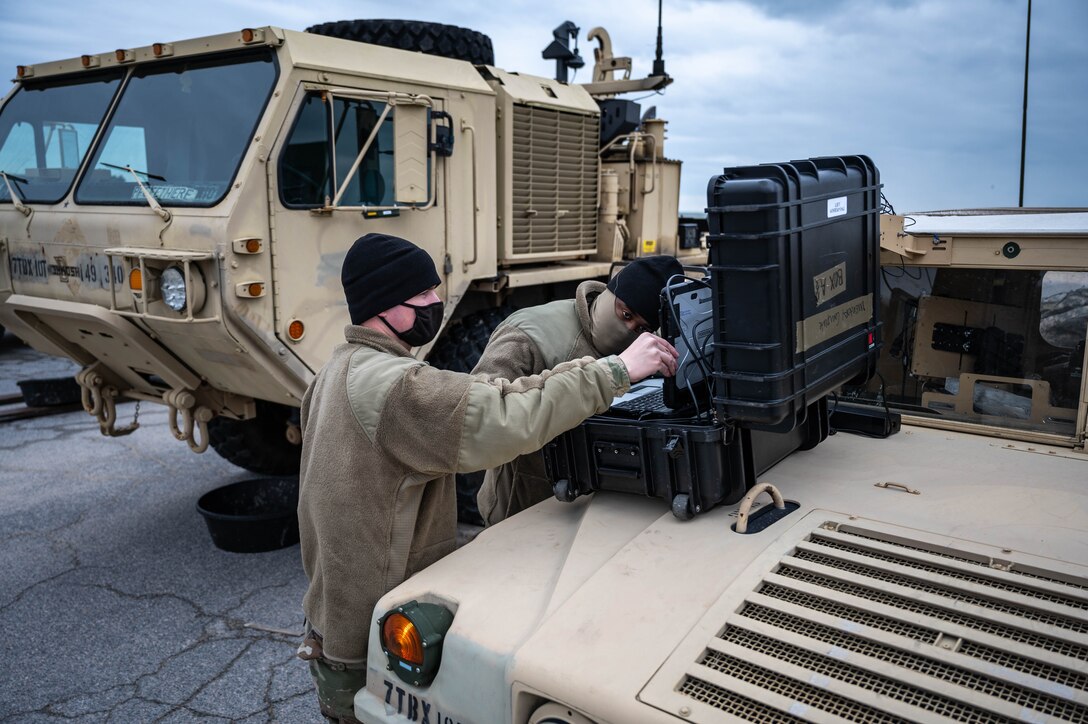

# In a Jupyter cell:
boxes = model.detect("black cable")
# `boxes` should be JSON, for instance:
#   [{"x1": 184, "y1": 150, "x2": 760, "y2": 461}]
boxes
[
  {"x1": 879, "y1": 191, "x2": 896, "y2": 215},
  {"x1": 664, "y1": 273, "x2": 714, "y2": 421},
  {"x1": 665, "y1": 273, "x2": 713, "y2": 381}
]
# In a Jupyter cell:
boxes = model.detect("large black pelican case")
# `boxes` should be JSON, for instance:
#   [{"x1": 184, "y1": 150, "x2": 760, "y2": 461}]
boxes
[
  {"x1": 543, "y1": 398, "x2": 828, "y2": 520},
  {"x1": 707, "y1": 155, "x2": 882, "y2": 432}
]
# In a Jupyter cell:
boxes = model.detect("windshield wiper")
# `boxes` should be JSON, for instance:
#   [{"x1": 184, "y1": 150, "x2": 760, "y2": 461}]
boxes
[
  {"x1": 0, "y1": 170, "x2": 32, "y2": 217},
  {"x1": 99, "y1": 161, "x2": 166, "y2": 182},
  {"x1": 100, "y1": 162, "x2": 170, "y2": 221}
]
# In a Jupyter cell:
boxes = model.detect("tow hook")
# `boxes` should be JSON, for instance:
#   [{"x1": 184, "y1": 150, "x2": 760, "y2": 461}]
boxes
[
  {"x1": 163, "y1": 388, "x2": 214, "y2": 453},
  {"x1": 75, "y1": 365, "x2": 140, "y2": 437}
]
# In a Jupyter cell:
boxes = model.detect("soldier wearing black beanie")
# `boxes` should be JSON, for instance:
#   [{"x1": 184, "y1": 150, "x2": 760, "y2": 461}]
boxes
[
  {"x1": 298, "y1": 234, "x2": 678, "y2": 723},
  {"x1": 470, "y1": 254, "x2": 685, "y2": 526},
  {"x1": 606, "y1": 255, "x2": 684, "y2": 331},
  {"x1": 341, "y1": 233, "x2": 441, "y2": 325}
]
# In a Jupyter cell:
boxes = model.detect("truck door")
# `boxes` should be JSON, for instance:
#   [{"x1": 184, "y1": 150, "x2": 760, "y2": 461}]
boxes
[{"x1": 266, "y1": 83, "x2": 446, "y2": 373}]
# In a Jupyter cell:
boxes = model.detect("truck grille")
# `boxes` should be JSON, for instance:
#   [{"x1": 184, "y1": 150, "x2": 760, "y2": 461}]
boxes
[
  {"x1": 509, "y1": 104, "x2": 597, "y2": 257},
  {"x1": 665, "y1": 520, "x2": 1088, "y2": 722}
]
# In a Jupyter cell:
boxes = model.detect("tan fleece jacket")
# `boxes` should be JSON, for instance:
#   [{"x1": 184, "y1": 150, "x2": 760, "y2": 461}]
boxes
[
  {"x1": 298, "y1": 324, "x2": 629, "y2": 664},
  {"x1": 472, "y1": 280, "x2": 610, "y2": 524}
]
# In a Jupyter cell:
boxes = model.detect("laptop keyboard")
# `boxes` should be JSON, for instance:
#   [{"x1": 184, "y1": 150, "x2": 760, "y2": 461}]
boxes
[{"x1": 612, "y1": 388, "x2": 669, "y2": 413}]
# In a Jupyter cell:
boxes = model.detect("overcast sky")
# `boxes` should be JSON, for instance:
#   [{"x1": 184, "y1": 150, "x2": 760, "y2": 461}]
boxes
[{"x1": 1, "y1": 0, "x2": 1085, "y2": 214}]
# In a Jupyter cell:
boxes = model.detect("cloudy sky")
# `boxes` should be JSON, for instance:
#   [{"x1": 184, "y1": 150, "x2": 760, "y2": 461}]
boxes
[{"x1": 1, "y1": 0, "x2": 1085, "y2": 214}]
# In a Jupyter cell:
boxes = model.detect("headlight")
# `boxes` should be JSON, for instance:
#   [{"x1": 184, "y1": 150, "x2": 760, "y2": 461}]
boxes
[
  {"x1": 378, "y1": 600, "x2": 453, "y2": 687},
  {"x1": 161, "y1": 266, "x2": 188, "y2": 311}
]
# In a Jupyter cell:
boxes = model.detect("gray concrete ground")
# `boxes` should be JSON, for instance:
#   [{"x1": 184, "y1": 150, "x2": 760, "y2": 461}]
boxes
[{"x1": 0, "y1": 331, "x2": 321, "y2": 722}]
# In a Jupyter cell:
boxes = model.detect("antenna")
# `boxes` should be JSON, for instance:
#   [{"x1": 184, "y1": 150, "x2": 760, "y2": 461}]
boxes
[
  {"x1": 542, "y1": 21, "x2": 585, "y2": 83},
  {"x1": 1018, "y1": 0, "x2": 1031, "y2": 207},
  {"x1": 652, "y1": 0, "x2": 666, "y2": 77}
]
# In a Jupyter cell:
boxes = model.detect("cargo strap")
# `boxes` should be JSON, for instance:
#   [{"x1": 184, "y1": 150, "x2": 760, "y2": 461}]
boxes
[
  {"x1": 75, "y1": 366, "x2": 140, "y2": 437},
  {"x1": 163, "y1": 388, "x2": 214, "y2": 453}
]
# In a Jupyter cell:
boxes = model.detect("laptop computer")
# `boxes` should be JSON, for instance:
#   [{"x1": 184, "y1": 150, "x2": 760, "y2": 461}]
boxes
[{"x1": 608, "y1": 276, "x2": 714, "y2": 419}]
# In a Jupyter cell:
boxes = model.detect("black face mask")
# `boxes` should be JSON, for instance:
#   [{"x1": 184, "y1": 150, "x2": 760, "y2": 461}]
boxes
[{"x1": 380, "y1": 300, "x2": 444, "y2": 347}]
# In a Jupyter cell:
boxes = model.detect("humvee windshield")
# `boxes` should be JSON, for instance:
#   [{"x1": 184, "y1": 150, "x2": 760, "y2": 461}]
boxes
[
  {"x1": 75, "y1": 49, "x2": 277, "y2": 207},
  {"x1": 0, "y1": 71, "x2": 124, "y2": 204},
  {"x1": 848, "y1": 266, "x2": 1087, "y2": 438}
]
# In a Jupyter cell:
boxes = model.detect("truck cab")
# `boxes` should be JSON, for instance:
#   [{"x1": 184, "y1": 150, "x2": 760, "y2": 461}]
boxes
[{"x1": 0, "y1": 23, "x2": 694, "y2": 493}]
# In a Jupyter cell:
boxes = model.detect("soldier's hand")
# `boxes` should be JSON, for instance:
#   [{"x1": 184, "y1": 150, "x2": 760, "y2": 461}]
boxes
[{"x1": 617, "y1": 332, "x2": 680, "y2": 382}]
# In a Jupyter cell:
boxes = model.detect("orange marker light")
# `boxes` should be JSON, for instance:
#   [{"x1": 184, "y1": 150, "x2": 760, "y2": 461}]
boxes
[
  {"x1": 153, "y1": 43, "x2": 163, "y2": 56},
  {"x1": 128, "y1": 268, "x2": 143, "y2": 291},
  {"x1": 245, "y1": 238, "x2": 261, "y2": 253},
  {"x1": 115, "y1": 50, "x2": 126, "y2": 62},
  {"x1": 247, "y1": 282, "x2": 264, "y2": 297},
  {"x1": 381, "y1": 613, "x2": 424, "y2": 666},
  {"x1": 16, "y1": 66, "x2": 26, "y2": 78},
  {"x1": 287, "y1": 320, "x2": 305, "y2": 341},
  {"x1": 241, "y1": 28, "x2": 255, "y2": 43},
  {"x1": 80, "y1": 55, "x2": 94, "y2": 68}
]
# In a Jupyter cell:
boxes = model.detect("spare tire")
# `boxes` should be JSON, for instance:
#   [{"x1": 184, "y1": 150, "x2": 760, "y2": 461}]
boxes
[{"x1": 305, "y1": 19, "x2": 494, "y2": 66}]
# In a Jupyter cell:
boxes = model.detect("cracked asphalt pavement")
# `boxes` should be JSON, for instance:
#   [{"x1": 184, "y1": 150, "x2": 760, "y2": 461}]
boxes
[{"x1": 0, "y1": 331, "x2": 321, "y2": 722}]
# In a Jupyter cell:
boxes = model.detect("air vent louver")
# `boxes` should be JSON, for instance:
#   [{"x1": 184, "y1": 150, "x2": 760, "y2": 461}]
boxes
[
  {"x1": 658, "y1": 520, "x2": 1088, "y2": 722},
  {"x1": 509, "y1": 104, "x2": 597, "y2": 257}
]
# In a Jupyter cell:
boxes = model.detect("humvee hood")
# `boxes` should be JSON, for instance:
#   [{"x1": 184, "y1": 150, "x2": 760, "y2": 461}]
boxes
[{"x1": 361, "y1": 424, "x2": 1088, "y2": 723}]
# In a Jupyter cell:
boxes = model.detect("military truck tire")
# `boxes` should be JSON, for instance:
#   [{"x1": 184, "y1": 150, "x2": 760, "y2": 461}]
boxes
[
  {"x1": 208, "y1": 400, "x2": 302, "y2": 476},
  {"x1": 428, "y1": 305, "x2": 514, "y2": 373},
  {"x1": 428, "y1": 305, "x2": 515, "y2": 525},
  {"x1": 305, "y1": 20, "x2": 495, "y2": 66}
]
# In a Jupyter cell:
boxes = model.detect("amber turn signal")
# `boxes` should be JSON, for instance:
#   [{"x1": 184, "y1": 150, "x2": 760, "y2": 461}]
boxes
[
  {"x1": 287, "y1": 320, "x2": 305, "y2": 341},
  {"x1": 382, "y1": 613, "x2": 424, "y2": 666},
  {"x1": 128, "y1": 268, "x2": 143, "y2": 291},
  {"x1": 378, "y1": 600, "x2": 453, "y2": 687},
  {"x1": 245, "y1": 238, "x2": 261, "y2": 253},
  {"x1": 247, "y1": 282, "x2": 263, "y2": 297}
]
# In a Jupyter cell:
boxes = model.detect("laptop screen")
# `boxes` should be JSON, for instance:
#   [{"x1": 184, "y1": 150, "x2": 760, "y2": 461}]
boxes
[{"x1": 662, "y1": 278, "x2": 714, "y2": 408}]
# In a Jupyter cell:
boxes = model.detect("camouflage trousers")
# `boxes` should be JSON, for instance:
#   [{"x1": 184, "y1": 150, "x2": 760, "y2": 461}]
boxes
[{"x1": 298, "y1": 628, "x2": 367, "y2": 724}]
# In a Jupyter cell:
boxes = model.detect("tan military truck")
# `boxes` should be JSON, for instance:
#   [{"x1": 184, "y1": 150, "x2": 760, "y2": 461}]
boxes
[
  {"x1": 0, "y1": 20, "x2": 698, "y2": 495},
  {"x1": 351, "y1": 209, "x2": 1088, "y2": 723}
]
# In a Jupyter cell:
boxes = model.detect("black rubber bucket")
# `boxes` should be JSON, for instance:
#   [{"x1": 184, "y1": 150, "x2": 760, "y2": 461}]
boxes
[
  {"x1": 196, "y1": 477, "x2": 300, "y2": 553},
  {"x1": 18, "y1": 377, "x2": 82, "y2": 407}
]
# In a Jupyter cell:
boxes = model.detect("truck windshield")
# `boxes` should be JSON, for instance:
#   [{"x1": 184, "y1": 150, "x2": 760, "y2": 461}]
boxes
[
  {"x1": 76, "y1": 50, "x2": 277, "y2": 207},
  {"x1": 0, "y1": 71, "x2": 124, "y2": 204}
]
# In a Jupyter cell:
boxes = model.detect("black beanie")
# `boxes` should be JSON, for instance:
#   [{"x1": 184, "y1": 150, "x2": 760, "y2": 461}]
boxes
[
  {"x1": 342, "y1": 233, "x2": 441, "y2": 324},
  {"x1": 607, "y1": 255, "x2": 684, "y2": 329}
]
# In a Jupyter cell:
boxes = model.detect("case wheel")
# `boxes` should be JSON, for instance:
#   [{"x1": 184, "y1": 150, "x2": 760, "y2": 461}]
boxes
[
  {"x1": 553, "y1": 479, "x2": 575, "y2": 503},
  {"x1": 671, "y1": 493, "x2": 694, "y2": 520}
]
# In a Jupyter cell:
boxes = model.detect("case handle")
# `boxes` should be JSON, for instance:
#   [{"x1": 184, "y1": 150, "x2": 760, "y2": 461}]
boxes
[{"x1": 734, "y1": 483, "x2": 785, "y2": 534}]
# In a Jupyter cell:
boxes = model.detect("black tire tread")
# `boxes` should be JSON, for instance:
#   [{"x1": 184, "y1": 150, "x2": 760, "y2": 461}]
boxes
[
  {"x1": 208, "y1": 400, "x2": 302, "y2": 476},
  {"x1": 305, "y1": 19, "x2": 494, "y2": 66}
]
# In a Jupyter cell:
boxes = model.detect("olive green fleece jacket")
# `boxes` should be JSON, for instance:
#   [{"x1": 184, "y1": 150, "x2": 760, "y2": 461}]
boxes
[
  {"x1": 298, "y1": 324, "x2": 629, "y2": 664},
  {"x1": 472, "y1": 280, "x2": 611, "y2": 525}
]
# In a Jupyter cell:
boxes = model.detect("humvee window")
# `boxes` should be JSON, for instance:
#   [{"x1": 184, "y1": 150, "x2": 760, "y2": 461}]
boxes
[
  {"x1": 0, "y1": 71, "x2": 123, "y2": 204},
  {"x1": 1040, "y1": 271, "x2": 1088, "y2": 349},
  {"x1": 847, "y1": 266, "x2": 1085, "y2": 438},
  {"x1": 279, "y1": 93, "x2": 395, "y2": 208},
  {"x1": 75, "y1": 50, "x2": 277, "y2": 207}
]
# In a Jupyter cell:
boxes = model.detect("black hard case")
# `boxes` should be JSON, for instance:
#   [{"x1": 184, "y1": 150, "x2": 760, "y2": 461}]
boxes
[
  {"x1": 706, "y1": 155, "x2": 882, "y2": 431},
  {"x1": 543, "y1": 398, "x2": 828, "y2": 519}
]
